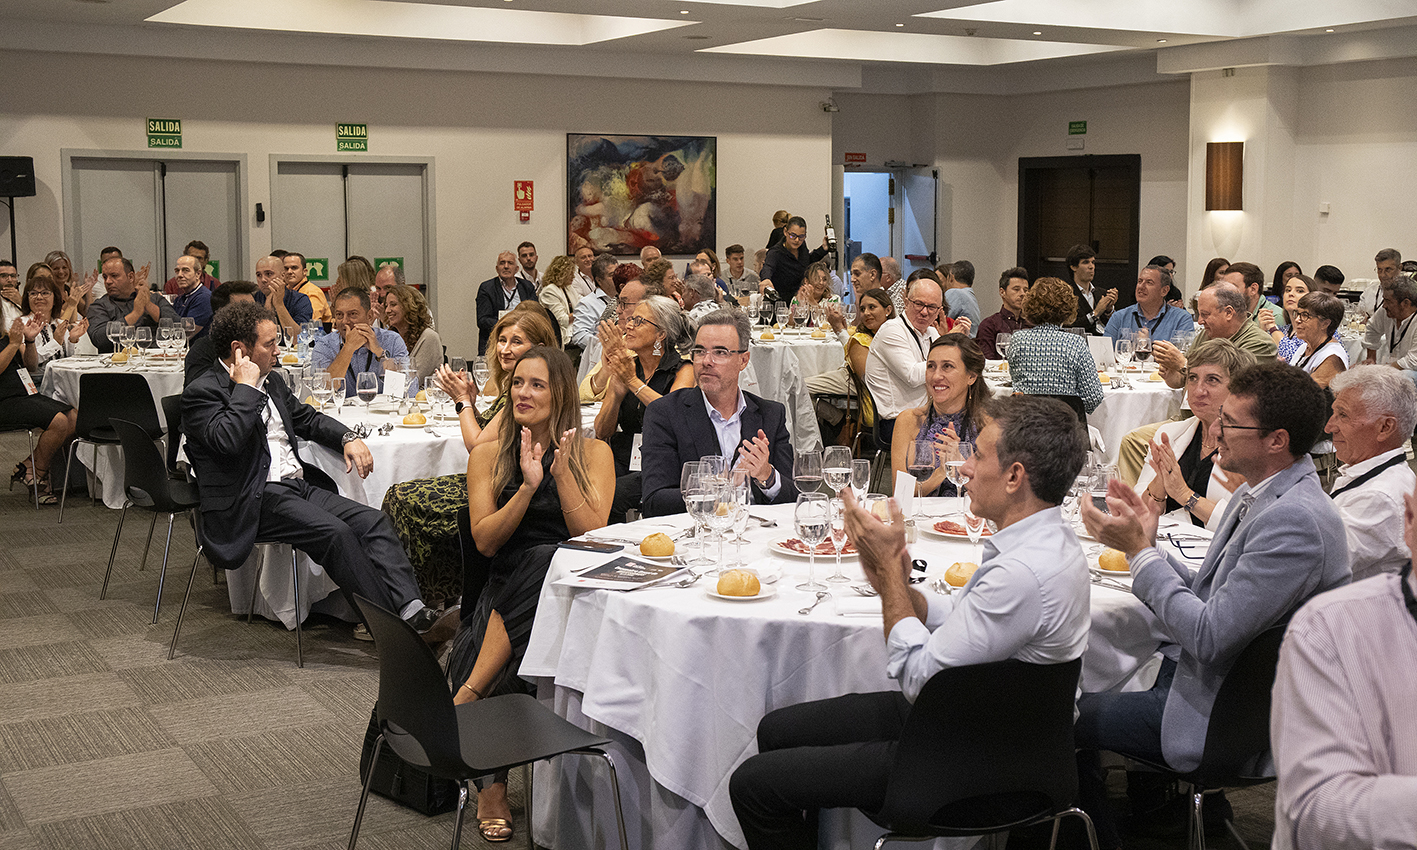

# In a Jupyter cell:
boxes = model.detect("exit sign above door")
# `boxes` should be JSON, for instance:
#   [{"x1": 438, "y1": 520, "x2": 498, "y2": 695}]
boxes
[{"x1": 1068, "y1": 121, "x2": 1087, "y2": 135}]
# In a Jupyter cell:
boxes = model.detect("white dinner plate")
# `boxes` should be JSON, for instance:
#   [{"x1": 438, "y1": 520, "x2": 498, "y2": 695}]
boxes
[
  {"x1": 1089, "y1": 566, "x2": 1133, "y2": 583},
  {"x1": 704, "y1": 585, "x2": 777, "y2": 601},
  {"x1": 394, "y1": 422, "x2": 429, "y2": 429},
  {"x1": 770, "y1": 539, "x2": 856, "y2": 559},
  {"x1": 919, "y1": 520, "x2": 993, "y2": 541}
]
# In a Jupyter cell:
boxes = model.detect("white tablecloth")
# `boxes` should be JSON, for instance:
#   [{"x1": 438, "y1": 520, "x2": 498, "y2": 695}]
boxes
[
  {"x1": 744, "y1": 339, "x2": 826, "y2": 452},
  {"x1": 521, "y1": 500, "x2": 1180, "y2": 850}
]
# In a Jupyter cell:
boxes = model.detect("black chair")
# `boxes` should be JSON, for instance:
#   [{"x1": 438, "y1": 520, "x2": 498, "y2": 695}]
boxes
[
  {"x1": 60, "y1": 372, "x2": 163, "y2": 523},
  {"x1": 1027, "y1": 393, "x2": 1088, "y2": 425},
  {"x1": 863, "y1": 657, "x2": 1098, "y2": 850},
  {"x1": 1115, "y1": 625, "x2": 1286, "y2": 850},
  {"x1": 2, "y1": 424, "x2": 40, "y2": 509},
  {"x1": 455, "y1": 504, "x2": 487, "y2": 608},
  {"x1": 159, "y1": 394, "x2": 186, "y2": 479},
  {"x1": 348, "y1": 595, "x2": 629, "y2": 850},
  {"x1": 103, "y1": 418, "x2": 201, "y2": 625}
]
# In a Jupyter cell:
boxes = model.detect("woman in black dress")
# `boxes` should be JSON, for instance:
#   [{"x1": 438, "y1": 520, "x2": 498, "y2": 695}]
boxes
[
  {"x1": 448, "y1": 346, "x2": 614, "y2": 842},
  {"x1": 3, "y1": 315, "x2": 76, "y2": 504}
]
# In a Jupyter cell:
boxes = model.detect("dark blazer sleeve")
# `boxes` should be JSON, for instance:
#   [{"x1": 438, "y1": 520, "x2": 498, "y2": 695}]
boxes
[
  {"x1": 640, "y1": 394, "x2": 688, "y2": 517},
  {"x1": 184, "y1": 372, "x2": 267, "y2": 460},
  {"x1": 519, "y1": 280, "x2": 539, "y2": 303},
  {"x1": 475, "y1": 280, "x2": 497, "y2": 353}
]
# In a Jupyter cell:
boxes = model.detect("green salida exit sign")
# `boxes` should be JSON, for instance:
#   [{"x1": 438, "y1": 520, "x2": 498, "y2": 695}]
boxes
[
  {"x1": 148, "y1": 118, "x2": 182, "y2": 148},
  {"x1": 1068, "y1": 120, "x2": 1088, "y2": 135},
  {"x1": 337, "y1": 123, "x2": 368, "y2": 152}
]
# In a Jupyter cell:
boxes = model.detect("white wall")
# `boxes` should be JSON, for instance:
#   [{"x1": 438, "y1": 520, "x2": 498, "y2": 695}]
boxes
[{"x1": 0, "y1": 50, "x2": 834, "y2": 355}]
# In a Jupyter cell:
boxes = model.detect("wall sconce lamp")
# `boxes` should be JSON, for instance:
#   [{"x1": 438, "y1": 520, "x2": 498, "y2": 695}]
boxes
[{"x1": 1205, "y1": 141, "x2": 1243, "y2": 211}]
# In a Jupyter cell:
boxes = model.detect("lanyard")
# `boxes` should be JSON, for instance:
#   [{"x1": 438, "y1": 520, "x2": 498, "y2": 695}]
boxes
[
  {"x1": 903, "y1": 316, "x2": 927, "y2": 356},
  {"x1": 1133, "y1": 305, "x2": 1167, "y2": 334},
  {"x1": 1402, "y1": 562, "x2": 1417, "y2": 626},
  {"x1": 1329, "y1": 454, "x2": 1408, "y2": 499},
  {"x1": 1390, "y1": 311, "x2": 1414, "y2": 356}
]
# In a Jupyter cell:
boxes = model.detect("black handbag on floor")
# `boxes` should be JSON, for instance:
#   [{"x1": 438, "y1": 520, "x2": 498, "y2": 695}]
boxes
[{"x1": 359, "y1": 704, "x2": 461, "y2": 816}]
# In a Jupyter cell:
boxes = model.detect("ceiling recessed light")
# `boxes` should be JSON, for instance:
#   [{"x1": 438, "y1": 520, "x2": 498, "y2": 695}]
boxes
[
  {"x1": 1325, "y1": 27, "x2": 1335, "y2": 32},
  {"x1": 681, "y1": 9, "x2": 689, "y2": 13},
  {"x1": 1156, "y1": 38, "x2": 1167, "y2": 43},
  {"x1": 895, "y1": 22, "x2": 904, "y2": 27},
  {"x1": 1032, "y1": 30, "x2": 1042, "y2": 35}
]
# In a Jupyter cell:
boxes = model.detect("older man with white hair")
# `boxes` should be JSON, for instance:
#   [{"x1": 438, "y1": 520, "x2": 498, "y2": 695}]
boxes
[
  {"x1": 865, "y1": 275, "x2": 942, "y2": 454},
  {"x1": 682, "y1": 272, "x2": 722, "y2": 325},
  {"x1": 1326, "y1": 364, "x2": 1417, "y2": 580}
]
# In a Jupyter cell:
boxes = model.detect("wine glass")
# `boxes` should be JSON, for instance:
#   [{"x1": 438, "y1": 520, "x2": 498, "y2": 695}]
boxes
[
  {"x1": 826, "y1": 498, "x2": 850, "y2": 583},
  {"x1": 1114, "y1": 338, "x2": 1133, "y2": 372},
  {"x1": 850, "y1": 459, "x2": 871, "y2": 504},
  {"x1": 774, "y1": 304, "x2": 789, "y2": 328},
  {"x1": 329, "y1": 377, "x2": 345, "y2": 412},
  {"x1": 700, "y1": 454, "x2": 729, "y2": 485},
  {"x1": 311, "y1": 373, "x2": 334, "y2": 412},
  {"x1": 908, "y1": 439, "x2": 938, "y2": 521},
  {"x1": 706, "y1": 479, "x2": 737, "y2": 574},
  {"x1": 681, "y1": 461, "x2": 709, "y2": 563},
  {"x1": 945, "y1": 442, "x2": 972, "y2": 515},
  {"x1": 1133, "y1": 329, "x2": 1153, "y2": 363},
  {"x1": 822, "y1": 445, "x2": 852, "y2": 496},
  {"x1": 132, "y1": 327, "x2": 152, "y2": 366},
  {"x1": 995, "y1": 332, "x2": 1012, "y2": 360},
  {"x1": 106, "y1": 320, "x2": 123, "y2": 353},
  {"x1": 729, "y1": 473, "x2": 752, "y2": 566},
  {"x1": 843, "y1": 307, "x2": 857, "y2": 327},
  {"x1": 746, "y1": 302, "x2": 760, "y2": 324},
  {"x1": 791, "y1": 303, "x2": 807, "y2": 332},
  {"x1": 182, "y1": 317, "x2": 197, "y2": 345},
  {"x1": 1089, "y1": 463, "x2": 1117, "y2": 516},
  {"x1": 963, "y1": 493, "x2": 987, "y2": 547},
  {"x1": 685, "y1": 475, "x2": 716, "y2": 568},
  {"x1": 356, "y1": 372, "x2": 378, "y2": 406},
  {"x1": 119, "y1": 324, "x2": 137, "y2": 356},
  {"x1": 793, "y1": 449, "x2": 822, "y2": 495},
  {"x1": 794, "y1": 492, "x2": 831, "y2": 592},
  {"x1": 471, "y1": 356, "x2": 491, "y2": 392}
]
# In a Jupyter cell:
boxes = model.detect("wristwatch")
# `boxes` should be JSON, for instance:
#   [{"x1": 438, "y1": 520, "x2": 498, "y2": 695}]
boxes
[
  {"x1": 340, "y1": 430, "x2": 361, "y2": 447},
  {"x1": 1184, "y1": 490, "x2": 1200, "y2": 512},
  {"x1": 455, "y1": 400, "x2": 468, "y2": 415}
]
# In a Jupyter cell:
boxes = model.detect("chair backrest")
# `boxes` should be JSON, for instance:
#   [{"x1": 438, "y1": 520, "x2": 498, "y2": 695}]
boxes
[
  {"x1": 457, "y1": 505, "x2": 490, "y2": 604},
  {"x1": 110, "y1": 418, "x2": 190, "y2": 512},
  {"x1": 352, "y1": 595, "x2": 471, "y2": 778},
  {"x1": 160, "y1": 394, "x2": 183, "y2": 474},
  {"x1": 1194, "y1": 623, "x2": 1287, "y2": 783},
  {"x1": 76, "y1": 373, "x2": 163, "y2": 440},
  {"x1": 874, "y1": 657, "x2": 1083, "y2": 834}
]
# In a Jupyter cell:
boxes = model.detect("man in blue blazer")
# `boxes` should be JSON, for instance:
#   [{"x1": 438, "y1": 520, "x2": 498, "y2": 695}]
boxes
[
  {"x1": 640, "y1": 309, "x2": 797, "y2": 516},
  {"x1": 1076, "y1": 361, "x2": 1351, "y2": 848},
  {"x1": 183, "y1": 301, "x2": 435, "y2": 635},
  {"x1": 475, "y1": 251, "x2": 538, "y2": 355}
]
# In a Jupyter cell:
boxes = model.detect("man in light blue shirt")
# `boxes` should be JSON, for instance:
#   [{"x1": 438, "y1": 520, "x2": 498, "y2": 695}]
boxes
[
  {"x1": 570, "y1": 253, "x2": 618, "y2": 350},
  {"x1": 1105, "y1": 265, "x2": 1195, "y2": 344},
  {"x1": 942, "y1": 260, "x2": 981, "y2": 337},
  {"x1": 729, "y1": 395, "x2": 1091, "y2": 850},
  {"x1": 312, "y1": 287, "x2": 408, "y2": 396}
]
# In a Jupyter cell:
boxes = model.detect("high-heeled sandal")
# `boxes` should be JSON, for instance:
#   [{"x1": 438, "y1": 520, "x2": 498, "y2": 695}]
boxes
[
  {"x1": 11, "y1": 461, "x2": 33, "y2": 487},
  {"x1": 477, "y1": 817, "x2": 513, "y2": 842},
  {"x1": 31, "y1": 468, "x2": 58, "y2": 506}
]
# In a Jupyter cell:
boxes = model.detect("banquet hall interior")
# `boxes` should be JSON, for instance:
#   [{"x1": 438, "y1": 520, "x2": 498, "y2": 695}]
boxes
[{"x1": 3, "y1": 0, "x2": 1417, "y2": 848}]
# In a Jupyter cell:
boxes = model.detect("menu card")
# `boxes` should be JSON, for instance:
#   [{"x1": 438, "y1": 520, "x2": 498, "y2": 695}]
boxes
[{"x1": 554, "y1": 557, "x2": 687, "y2": 590}]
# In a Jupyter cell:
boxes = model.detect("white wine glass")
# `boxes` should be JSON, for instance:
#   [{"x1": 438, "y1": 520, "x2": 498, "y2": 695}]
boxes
[
  {"x1": 730, "y1": 474, "x2": 752, "y2": 566},
  {"x1": 685, "y1": 476, "x2": 716, "y2": 568},
  {"x1": 945, "y1": 442, "x2": 972, "y2": 516},
  {"x1": 822, "y1": 445, "x2": 852, "y2": 496},
  {"x1": 827, "y1": 498, "x2": 850, "y2": 583},
  {"x1": 963, "y1": 492, "x2": 987, "y2": 548},
  {"x1": 996, "y1": 332, "x2": 1012, "y2": 360},
  {"x1": 706, "y1": 479, "x2": 736, "y2": 574},
  {"x1": 794, "y1": 492, "x2": 831, "y2": 592},
  {"x1": 850, "y1": 458, "x2": 871, "y2": 504},
  {"x1": 680, "y1": 462, "x2": 709, "y2": 564}
]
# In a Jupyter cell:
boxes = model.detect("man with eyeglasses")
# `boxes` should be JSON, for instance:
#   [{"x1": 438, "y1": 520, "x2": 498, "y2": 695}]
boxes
[
  {"x1": 864, "y1": 277, "x2": 944, "y2": 454},
  {"x1": 579, "y1": 279, "x2": 647, "y2": 402},
  {"x1": 759, "y1": 215, "x2": 829, "y2": 303},
  {"x1": 476, "y1": 251, "x2": 537, "y2": 355},
  {"x1": 639, "y1": 309, "x2": 797, "y2": 516},
  {"x1": 0, "y1": 260, "x2": 22, "y2": 329},
  {"x1": 1362, "y1": 248, "x2": 1410, "y2": 366},
  {"x1": 1075, "y1": 362, "x2": 1350, "y2": 849}
]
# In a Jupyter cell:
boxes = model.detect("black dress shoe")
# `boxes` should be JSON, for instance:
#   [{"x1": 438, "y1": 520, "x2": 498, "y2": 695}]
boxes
[{"x1": 406, "y1": 606, "x2": 440, "y2": 634}]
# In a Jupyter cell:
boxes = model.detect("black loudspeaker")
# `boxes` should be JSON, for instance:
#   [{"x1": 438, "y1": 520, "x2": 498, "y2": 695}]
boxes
[{"x1": 0, "y1": 157, "x2": 37, "y2": 198}]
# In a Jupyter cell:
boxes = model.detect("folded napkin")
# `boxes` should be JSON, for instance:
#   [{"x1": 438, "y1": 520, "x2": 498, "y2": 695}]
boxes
[{"x1": 835, "y1": 597, "x2": 882, "y2": 618}]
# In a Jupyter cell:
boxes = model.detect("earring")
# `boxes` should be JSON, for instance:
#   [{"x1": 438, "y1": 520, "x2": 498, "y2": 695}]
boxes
[{"x1": 653, "y1": 338, "x2": 663, "y2": 356}]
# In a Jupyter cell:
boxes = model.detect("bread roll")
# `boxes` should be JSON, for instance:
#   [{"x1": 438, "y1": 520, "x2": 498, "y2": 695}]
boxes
[
  {"x1": 811, "y1": 329, "x2": 826, "y2": 339},
  {"x1": 717, "y1": 569, "x2": 761, "y2": 597},
  {"x1": 281, "y1": 353, "x2": 300, "y2": 364},
  {"x1": 415, "y1": 389, "x2": 428, "y2": 401},
  {"x1": 760, "y1": 331, "x2": 775, "y2": 340},
  {"x1": 1148, "y1": 372, "x2": 1163, "y2": 382},
  {"x1": 110, "y1": 351, "x2": 129, "y2": 363},
  {"x1": 945, "y1": 561, "x2": 980, "y2": 587},
  {"x1": 640, "y1": 533, "x2": 675, "y2": 557},
  {"x1": 402, "y1": 412, "x2": 427, "y2": 425},
  {"x1": 1098, "y1": 548, "x2": 1130, "y2": 572},
  {"x1": 1098, "y1": 373, "x2": 1111, "y2": 384}
]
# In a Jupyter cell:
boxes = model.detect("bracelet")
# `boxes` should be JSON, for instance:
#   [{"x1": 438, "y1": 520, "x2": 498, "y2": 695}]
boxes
[
  {"x1": 1147, "y1": 491, "x2": 1167, "y2": 503},
  {"x1": 458, "y1": 683, "x2": 484, "y2": 699},
  {"x1": 562, "y1": 496, "x2": 588, "y2": 513},
  {"x1": 632, "y1": 382, "x2": 650, "y2": 397}
]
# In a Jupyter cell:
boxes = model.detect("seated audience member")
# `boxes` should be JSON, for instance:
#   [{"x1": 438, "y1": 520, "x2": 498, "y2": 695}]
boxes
[
  {"x1": 1360, "y1": 248, "x2": 1403, "y2": 361},
  {"x1": 941, "y1": 260, "x2": 981, "y2": 335},
  {"x1": 1362, "y1": 273, "x2": 1417, "y2": 372},
  {"x1": 724, "y1": 244, "x2": 760, "y2": 296},
  {"x1": 1134, "y1": 339, "x2": 1255, "y2": 529},
  {"x1": 1224, "y1": 261, "x2": 1280, "y2": 329},
  {"x1": 0, "y1": 261, "x2": 21, "y2": 328},
  {"x1": 1270, "y1": 480, "x2": 1417, "y2": 850},
  {"x1": 170, "y1": 253, "x2": 213, "y2": 339},
  {"x1": 283, "y1": 252, "x2": 332, "y2": 326},
  {"x1": 880, "y1": 256, "x2": 906, "y2": 313},
  {"x1": 1076, "y1": 362, "x2": 1351, "y2": 850},
  {"x1": 569, "y1": 253, "x2": 618, "y2": 351},
  {"x1": 447, "y1": 345, "x2": 614, "y2": 841},
  {"x1": 43, "y1": 250, "x2": 94, "y2": 319},
  {"x1": 384, "y1": 284, "x2": 442, "y2": 380},
  {"x1": 536, "y1": 255, "x2": 578, "y2": 346},
  {"x1": 1325, "y1": 365, "x2": 1417, "y2": 580},
  {"x1": 1263, "y1": 272, "x2": 1311, "y2": 357},
  {"x1": 729, "y1": 395, "x2": 1091, "y2": 850},
  {"x1": 3, "y1": 303, "x2": 76, "y2": 504},
  {"x1": 570, "y1": 246, "x2": 596, "y2": 301},
  {"x1": 592, "y1": 295, "x2": 694, "y2": 521},
  {"x1": 806, "y1": 287, "x2": 895, "y2": 443},
  {"x1": 1267, "y1": 260, "x2": 1302, "y2": 307},
  {"x1": 1310, "y1": 263, "x2": 1345, "y2": 297},
  {"x1": 1153, "y1": 282, "x2": 1277, "y2": 389},
  {"x1": 640, "y1": 310, "x2": 797, "y2": 516},
  {"x1": 892, "y1": 334, "x2": 990, "y2": 498},
  {"x1": 976, "y1": 267, "x2": 1030, "y2": 360},
  {"x1": 328, "y1": 258, "x2": 375, "y2": 311},
  {"x1": 1147, "y1": 254, "x2": 1184, "y2": 306},
  {"x1": 460, "y1": 305, "x2": 558, "y2": 441},
  {"x1": 1284, "y1": 290, "x2": 1348, "y2": 387},
  {"x1": 1198, "y1": 256, "x2": 1229, "y2": 293},
  {"x1": 690, "y1": 251, "x2": 728, "y2": 297},
  {"x1": 641, "y1": 258, "x2": 685, "y2": 307},
  {"x1": 865, "y1": 276, "x2": 944, "y2": 453},
  {"x1": 639, "y1": 245, "x2": 661, "y2": 267},
  {"x1": 370, "y1": 262, "x2": 403, "y2": 328},
  {"x1": 850, "y1": 252, "x2": 884, "y2": 309},
  {"x1": 1103, "y1": 264, "x2": 1195, "y2": 344},
  {"x1": 579, "y1": 278, "x2": 647, "y2": 403},
  {"x1": 788, "y1": 260, "x2": 838, "y2": 321},
  {"x1": 313, "y1": 287, "x2": 409, "y2": 396},
  {"x1": 1064, "y1": 243, "x2": 1117, "y2": 334},
  {"x1": 182, "y1": 301, "x2": 436, "y2": 639},
  {"x1": 914, "y1": 268, "x2": 971, "y2": 337},
  {"x1": 759, "y1": 216, "x2": 828, "y2": 303},
  {"x1": 163, "y1": 240, "x2": 219, "y2": 295},
  {"x1": 475, "y1": 251, "x2": 537, "y2": 356},
  {"x1": 682, "y1": 272, "x2": 722, "y2": 326},
  {"x1": 86, "y1": 257, "x2": 179, "y2": 352},
  {"x1": 251, "y1": 255, "x2": 310, "y2": 340},
  {"x1": 184, "y1": 281, "x2": 259, "y2": 385},
  {"x1": 21, "y1": 264, "x2": 86, "y2": 368},
  {"x1": 1007, "y1": 277, "x2": 1104, "y2": 416}
]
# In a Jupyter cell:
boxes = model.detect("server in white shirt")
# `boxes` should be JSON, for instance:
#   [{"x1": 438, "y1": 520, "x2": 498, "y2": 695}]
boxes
[
  {"x1": 1326, "y1": 365, "x2": 1417, "y2": 580},
  {"x1": 730, "y1": 395, "x2": 1091, "y2": 850},
  {"x1": 864, "y1": 277, "x2": 942, "y2": 453},
  {"x1": 1360, "y1": 247, "x2": 1404, "y2": 361}
]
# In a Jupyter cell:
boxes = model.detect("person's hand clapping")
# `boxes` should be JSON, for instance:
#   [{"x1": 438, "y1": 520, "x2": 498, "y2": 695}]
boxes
[
  {"x1": 953, "y1": 316, "x2": 972, "y2": 336},
  {"x1": 1258, "y1": 309, "x2": 1277, "y2": 334},
  {"x1": 1147, "y1": 432, "x2": 1189, "y2": 501},
  {"x1": 21, "y1": 316, "x2": 42, "y2": 342},
  {"x1": 69, "y1": 316, "x2": 89, "y2": 343},
  {"x1": 7, "y1": 318, "x2": 24, "y2": 346},
  {"x1": 1152, "y1": 340, "x2": 1185, "y2": 372},
  {"x1": 548, "y1": 428, "x2": 577, "y2": 482},
  {"x1": 1097, "y1": 288, "x2": 1119, "y2": 315},
  {"x1": 1079, "y1": 478, "x2": 1157, "y2": 558},
  {"x1": 435, "y1": 363, "x2": 475, "y2": 403},
  {"x1": 519, "y1": 426, "x2": 546, "y2": 490},
  {"x1": 841, "y1": 489, "x2": 910, "y2": 593},
  {"x1": 603, "y1": 345, "x2": 637, "y2": 384},
  {"x1": 737, "y1": 429, "x2": 775, "y2": 484}
]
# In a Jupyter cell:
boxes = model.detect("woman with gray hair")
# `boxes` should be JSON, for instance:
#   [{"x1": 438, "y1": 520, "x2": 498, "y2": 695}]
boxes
[{"x1": 593, "y1": 293, "x2": 695, "y2": 521}]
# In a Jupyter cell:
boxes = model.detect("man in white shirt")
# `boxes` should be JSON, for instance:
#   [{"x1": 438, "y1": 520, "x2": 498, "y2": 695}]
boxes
[
  {"x1": 514, "y1": 241, "x2": 540, "y2": 286},
  {"x1": 570, "y1": 253, "x2": 618, "y2": 351},
  {"x1": 724, "y1": 244, "x2": 759, "y2": 296},
  {"x1": 569, "y1": 245, "x2": 596, "y2": 302},
  {"x1": 1361, "y1": 247, "x2": 1403, "y2": 361},
  {"x1": 1326, "y1": 365, "x2": 1417, "y2": 580},
  {"x1": 1364, "y1": 274, "x2": 1417, "y2": 373},
  {"x1": 864, "y1": 276, "x2": 942, "y2": 451},
  {"x1": 729, "y1": 395, "x2": 1091, "y2": 850}
]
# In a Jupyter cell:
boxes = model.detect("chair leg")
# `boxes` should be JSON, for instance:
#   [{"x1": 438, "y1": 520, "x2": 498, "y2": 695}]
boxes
[
  {"x1": 291, "y1": 549, "x2": 303, "y2": 668},
  {"x1": 1190, "y1": 786, "x2": 1206, "y2": 850},
  {"x1": 138, "y1": 511, "x2": 158, "y2": 572},
  {"x1": 1223, "y1": 817, "x2": 1252, "y2": 850},
  {"x1": 247, "y1": 549, "x2": 268, "y2": 624},
  {"x1": 449, "y1": 781, "x2": 472, "y2": 850},
  {"x1": 348, "y1": 735, "x2": 384, "y2": 850},
  {"x1": 58, "y1": 438, "x2": 80, "y2": 522},
  {"x1": 1048, "y1": 808, "x2": 1100, "y2": 850},
  {"x1": 168, "y1": 543, "x2": 204, "y2": 660},
  {"x1": 25, "y1": 429, "x2": 38, "y2": 511},
  {"x1": 152, "y1": 512, "x2": 177, "y2": 625},
  {"x1": 572, "y1": 748, "x2": 630, "y2": 850},
  {"x1": 100, "y1": 502, "x2": 131, "y2": 599}
]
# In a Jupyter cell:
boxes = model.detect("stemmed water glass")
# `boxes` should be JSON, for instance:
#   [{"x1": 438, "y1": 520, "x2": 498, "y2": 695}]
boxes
[
  {"x1": 843, "y1": 307, "x2": 857, "y2": 328},
  {"x1": 793, "y1": 448, "x2": 822, "y2": 495},
  {"x1": 728, "y1": 472, "x2": 752, "y2": 566},
  {"x1": 311, "y1": 373, "x2": 334, "y2": 412},
  {"x1": 1114, "y1": 338, "x2": 1134, "y2": 372},
  {"x1": 685, "y1": 474, "x2": 717, "y2": 568},
  {"x1": 945, "y1": 442, "x2": 972, "y2": 515},
  {"x1": 963, "y1": 493, "x2": 987, "y2": 547},
  {"x1": 119, "y1": 324, "x2": 137, "y2": 356},
  {"x1": 774, "y1": 304, "x2": 789, "y2": 328},
  {"x1": 822, "y1": 445, "x2": 852, "y2": 496},
  {"x1": 996, "y1": 332, "x2": 1012, "y2": 360},
  {"x1": 706, "y1": 478, "x2": 737, "y2": 574},
  {"x1": 105, "y1": 320, "x2": 123, "y2": 354},
  {"x1": 680, "y1": 461, "x2": 709, "y2": 563},
  {"x1": 794, "y1": 492, "x2": 831, "y2": 592},
  {"x1": 133, "y1": 327, "x2": 152, "y2": 366},
  {"x1": 471, "y1": 356, "x2": 491, "y2": 392},
  {"x1": 826, "y1": 498, "x2": 850, "y2": 583},
  {"x1": 850, "y1": 458, "x2": 871, "y2": 504}
]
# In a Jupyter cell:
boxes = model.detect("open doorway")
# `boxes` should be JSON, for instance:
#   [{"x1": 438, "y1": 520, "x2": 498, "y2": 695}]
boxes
[{"x1": 841, "y1": 167, "x2": 938, "y2": 295}]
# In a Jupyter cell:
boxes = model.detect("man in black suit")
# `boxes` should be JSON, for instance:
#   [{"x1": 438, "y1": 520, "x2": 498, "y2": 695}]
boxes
[
  {"x1": 184, "y1": 281, "x2": 259, "y2": 386},
  {"x1": 475, "y1": 251, "x2": 538, "y2": 355},
  {"x1": 640, "y1": 309, "x2": 797, "y2": 516},
  {"x1": 1064, "y1": 243, "x2": 1118, "y2": 334},
  {"x1": 182, "y1": 301, "x2": 436, "y2": 636}
]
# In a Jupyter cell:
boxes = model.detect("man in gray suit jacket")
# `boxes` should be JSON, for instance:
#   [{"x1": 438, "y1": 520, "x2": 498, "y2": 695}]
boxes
[{"x1": 1075, "y1": 361, "x2": 1350, "y2": 848}]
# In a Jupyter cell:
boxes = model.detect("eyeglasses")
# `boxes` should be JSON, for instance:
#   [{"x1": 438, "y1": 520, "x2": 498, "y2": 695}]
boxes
[
  {"x1": 625, "y1": 315, "x2": 660, "y2": 330},
  {"x1": 1217, "y1": 417, "x2": 1270, "y2": 435},
  {"x1": 1292, "y1": 311, "x2": 1313, "y2": 322},
  {"x1": 906, "y1": 297, "x2": 942, "y2": 315},
  {"x1": 784, "y1": 231, "x2": 806, "y2": 241},
  {"x1": 689, "y1": 346, "x2": 746, "y2": 364},
  {"x1": 616, "y1": 298, "x2": 641, "y2": 311}
]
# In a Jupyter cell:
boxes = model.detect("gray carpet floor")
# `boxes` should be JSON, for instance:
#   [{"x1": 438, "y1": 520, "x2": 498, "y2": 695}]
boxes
[{"x1": 0, "y1": 430, "x2": 1278, "y2": 850}]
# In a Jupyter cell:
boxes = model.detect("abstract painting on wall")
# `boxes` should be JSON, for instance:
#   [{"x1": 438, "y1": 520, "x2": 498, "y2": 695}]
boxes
[{"x1": 567, "y1": 133, "x2": 717, "y2": 256}]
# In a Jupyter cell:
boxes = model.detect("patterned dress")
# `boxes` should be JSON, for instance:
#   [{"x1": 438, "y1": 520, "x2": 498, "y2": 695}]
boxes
[
  {"x1": 1005, "y1": 324, "x2": 1105, "y2": 414},
  {"x1": 913, "y1": 408, "x2": 977, "y2": 497}
]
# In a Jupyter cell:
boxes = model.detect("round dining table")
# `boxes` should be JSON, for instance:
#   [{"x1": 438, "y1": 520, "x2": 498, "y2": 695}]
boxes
[{"x1": 520, "y1": 499, "x2": 1196, "y2": 850}]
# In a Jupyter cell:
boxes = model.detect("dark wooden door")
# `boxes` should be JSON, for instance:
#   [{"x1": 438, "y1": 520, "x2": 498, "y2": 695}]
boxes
[{"x1": 1017, "y1": 155, "x2": 1141, "y2": 307}]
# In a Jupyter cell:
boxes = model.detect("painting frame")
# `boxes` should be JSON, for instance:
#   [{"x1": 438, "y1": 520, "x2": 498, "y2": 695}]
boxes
[{"x1": 566, "y1": 133, "x2": 717, "y2": 257}]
